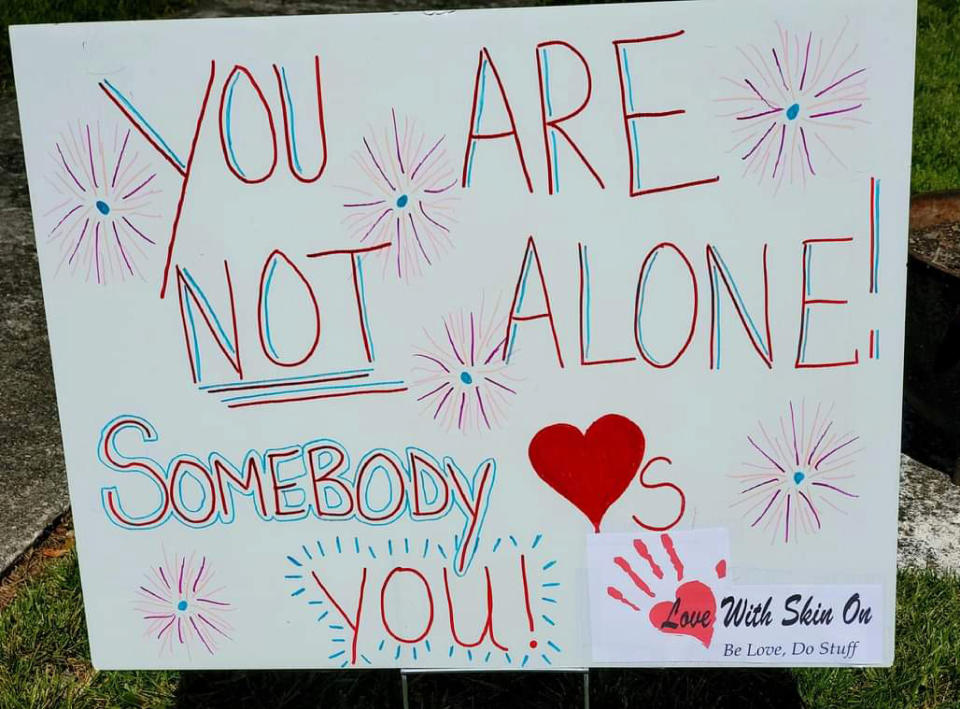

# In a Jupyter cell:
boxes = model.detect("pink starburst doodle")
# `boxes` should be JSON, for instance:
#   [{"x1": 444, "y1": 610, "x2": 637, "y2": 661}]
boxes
[
  {"x1": 341, "y1": 109, "x2": 458, "y2": 280},
  {"x1": 45, "y1": 121, "x2": 159, "y2": 284},
  {"x1": 720, "y1": 20, "x2": 868, "y2": 189},
  {"x1": 412, "y1": 303, "x2": 518, "y2": 432},
  {"x1": 135, "y1": 552, "x2": 233, "y2": 656},
  {"x1": 731, "y1": 401, "x2": 861, "y2": 543}
]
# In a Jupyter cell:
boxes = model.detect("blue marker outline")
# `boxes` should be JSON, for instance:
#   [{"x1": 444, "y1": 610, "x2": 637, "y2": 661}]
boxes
[
  {"x1": 465, "y1": 59, "x2": 488, "y2": 186},
  {"x1": 551, "y1": 132, "x2": 560, "y2": 192},
  {"x1": 302, "y1": 438, "x2": 354, "y2": 519},
  {"x1": 183, "y1": 284, "x2": 203, "y2": 381},
  {"x1": 220, "y1": 379, "x2": 406, "y2": 404},
  {"x1": 170, "y1": 455, "x2": 213, "y2": 517},
  {"x1": 621, "y1": 48, "x2": 641, "y2": 191},
  {"x1": 582, "y1": 245, "x2": 592, "y2": 358},
  {"x1": 713, "y1": 267, "x2": 721, "y2": 368},
  {"x1": 102, "y1": 80, "x2": 185, "y2": 169},
  {"x1": 205, "y1": 449, "x2": 272, "y2": 524},
  {"x1": 181, "y1": 268, "x2": 236, "y2": 354},
  {"x1": 873, "y1": 179, "x2": 881, "y2": 291},
  {"x1": 264, "y1": 444, "x2": 310, "y2": 521},
  {"x1": 280, "y1": 66, "x2": 303, "y2": 173},
  {"x1": 444, "y1": 457, "x2": 496, "y2": 576},
  {"x1": 200, "y1": 368, "x2": 374, "y2": 391},
  {"x1": 98, "y1": 415, "x2": 169, "y2": 530},
  {"x1": 635, "y1": 251, "x2": 663, "y2": 365},
  {"x1": 354, "y1": 449, "x2": 408, "y2": 526},
  {"x1": 262, "y1": 257, "x2": 281, "y2": 359},
  {"x1": 542, "y1": 49, "x2": 554, "y2": 118},
  {"x1": 405, "y1": 446, "x2": 453, "y2": 520},
  {"x1": 708, "y1": 247, "x2": 772, "y2": 368},
  {"x1": 541, "y1": 48, "x2": 560, "y2": 191},
  {"x1": 356, "y1": 254, "x2": 376, "y2": 360},
  {"x1": 710, "y1": 249, "x2": 767, "y2": 350},
  {"x1": 224, "y1": 72, "x2": 247, "y2": 177},
  {"x1": 506, "y1": 248, "x2": 536, "y2": 362}
]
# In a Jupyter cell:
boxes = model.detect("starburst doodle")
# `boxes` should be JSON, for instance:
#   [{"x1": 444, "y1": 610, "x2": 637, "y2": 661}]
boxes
[
  {"x1": 135, "y1": 552, "x2": 233, "y2": 656},
  {"x1": 342, "y1": 109, "x2": 458, "y2": 280},
  {"x1": 45, "y1": 121, "x2": 159, "y2": 283},
  {"x1": 720, "y1": 21, "x2": 868, "y2": 189},
  {"x1": 412, "y1": 304, "x2": 518, "y2": 432},
  {"x1": 731, "y1": 401, "x2": 861, "y2": 543}
]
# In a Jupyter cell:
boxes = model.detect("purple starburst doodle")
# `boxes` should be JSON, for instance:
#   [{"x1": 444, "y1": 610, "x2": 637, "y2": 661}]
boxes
[
  {"x1": 341, "y1": 109, "x2": 458, "y2": 280},
  {"x1": 730, "y1": 401, "x2": 861, "y2": 544},
  {"x1": 135, "y1": 551, "x2": 233, "y2": 656},
  {"x1": 412, "y1": 302, "x2": 518, "y2": 433},
  {"x1": 45, "y1": 121, "x2": 159, "y2": 284},
  {"x1": 720, "y1": 20, "x2": 868, "y2": 189}
]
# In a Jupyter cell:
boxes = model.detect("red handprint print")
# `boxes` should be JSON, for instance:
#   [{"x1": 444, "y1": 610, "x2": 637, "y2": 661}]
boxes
[{"x1": 606, "y1": 533, "x2": 727, "y2": 648}]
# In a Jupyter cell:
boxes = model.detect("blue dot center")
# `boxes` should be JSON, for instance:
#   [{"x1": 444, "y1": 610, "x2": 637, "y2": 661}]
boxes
[
  {"x1": 177, "y1": 600, "x2": 188, "y2": 611},
  {"x1": 396, "y1": 194, "x2": 409, "y2": 208},
  {"x1": 786, "y1": 103, "x2": 800, "y2": 121},
  {"x1": 793, "y1": 471, "x2": 805, "y2": 485},
  {"x1": 95, "y1": 200, "x2": 111, "y2": 215},
  {"x1": 459, "y1": 371, "x2": 473, "y2": 385}
]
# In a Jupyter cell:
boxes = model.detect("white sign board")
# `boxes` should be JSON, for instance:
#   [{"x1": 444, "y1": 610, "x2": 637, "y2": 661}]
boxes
[{"x1": 10, "y1": 0, "x2": 916, "y2": 669}]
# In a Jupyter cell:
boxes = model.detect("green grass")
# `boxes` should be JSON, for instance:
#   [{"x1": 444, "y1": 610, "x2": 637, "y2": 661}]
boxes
[
  {"x1": 794, "y1": 568, "x2": 960, "y2": 708},
  {"x1": 0, "y1": 0, "x2": 196, "y2": 93},
  {"x1": 0, "y1": 553, "x2": 178, "y2": 709},
  {"x1": 1, "y1": 551, "x2": 958, "y2": 708},
  {"x1": 913, "y1": 0, "x2": 960, "y2": 193}
]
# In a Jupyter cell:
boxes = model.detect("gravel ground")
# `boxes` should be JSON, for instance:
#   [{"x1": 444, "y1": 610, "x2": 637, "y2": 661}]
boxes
[{"x1": 899, "y1": 454, "x2": 960, "y2": 572}]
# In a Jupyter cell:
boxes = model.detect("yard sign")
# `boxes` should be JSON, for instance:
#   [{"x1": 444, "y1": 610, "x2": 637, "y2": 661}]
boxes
[{"x1": 10, "y1": 0, "x2": 916, "y2": 669}]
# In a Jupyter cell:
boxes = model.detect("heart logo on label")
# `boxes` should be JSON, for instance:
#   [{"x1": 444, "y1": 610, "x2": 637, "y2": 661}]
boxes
[
  {"x1": 647, "y1": 580, "x2": 717, "y2": 648},
  {"x1": 527, "y1": 414, "x2": 645, "y2": 532}
]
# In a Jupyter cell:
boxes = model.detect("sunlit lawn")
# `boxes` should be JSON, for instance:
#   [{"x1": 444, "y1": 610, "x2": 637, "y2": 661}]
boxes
[{"x1": 0, "y1": 551, "x2": 958, "y2": 708}]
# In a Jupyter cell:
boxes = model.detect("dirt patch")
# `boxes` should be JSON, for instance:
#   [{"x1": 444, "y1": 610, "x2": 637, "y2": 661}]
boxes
[
  {"x1": 909, "y1": 191, "x2": 960, "y2": 278},
  {"x1": 911, "y1": 191, "x2": 960, "y2": 231},
  {"x1": 0, "y1": 511, "x2": 74, "y2": 611}
]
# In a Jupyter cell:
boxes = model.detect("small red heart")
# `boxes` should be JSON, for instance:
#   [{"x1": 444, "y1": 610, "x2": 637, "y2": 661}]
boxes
[
  {"x1": 648, "y1": 580, "x2": 717, "y2": 648},
  {"x1": 528, "y1": 414, "x2": 645, "y2": 532}
]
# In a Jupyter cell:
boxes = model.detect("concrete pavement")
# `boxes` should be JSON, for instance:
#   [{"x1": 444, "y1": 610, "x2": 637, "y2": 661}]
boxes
[{"x1": 0, "y1": 95, "x2": 69, "y2": 572}]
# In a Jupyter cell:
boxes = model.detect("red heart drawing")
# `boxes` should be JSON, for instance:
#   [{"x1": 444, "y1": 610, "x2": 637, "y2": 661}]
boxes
[
  {"x1": 648, "y1": 580, "x2": 717, "y2": 648},
  {"x1": 528, "y1": 414, "x2": 645, "y2": 532}
]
